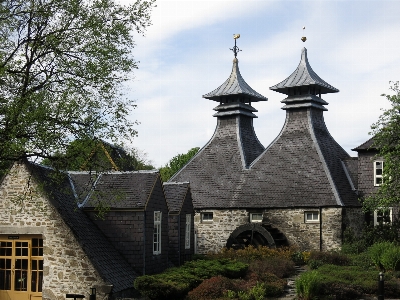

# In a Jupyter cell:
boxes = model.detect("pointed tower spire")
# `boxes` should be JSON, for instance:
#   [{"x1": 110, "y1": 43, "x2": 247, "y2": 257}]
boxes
[
  {"x1": 203, "y1": 35, "x2": 267, "y2": 117},
  {"x1": 270, "y1": 48, "x2": 338, "y2": 111}
]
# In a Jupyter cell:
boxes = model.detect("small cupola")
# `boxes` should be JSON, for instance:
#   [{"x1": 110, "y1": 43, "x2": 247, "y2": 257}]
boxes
[
  {"x1": 270, "y1": 47, "x2": 338, "y2": 111},
  {"x1": 203, "y1": 34, "x2": 267, "y2": 118}
]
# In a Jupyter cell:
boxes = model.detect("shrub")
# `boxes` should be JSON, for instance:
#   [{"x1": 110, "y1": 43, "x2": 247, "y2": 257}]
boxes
[
  {"x1": 314, "y1": 264, "x2": 400, "y2": 298},
  {"x1": 248, "y1": 257, "x2": 295, "y2": 278},
  {"x1": 211, "y1": 245, "x2": 295, "y2": 262},
  {"x1": 381, "y1": 245, "x2": 400, "y2": 271},
  {"x1": 307, "y1": 259, "x2": 324, "y2": 270},
  {"x1": 295, "y1": 270, "x2": 321, "y2": 300},
  {"x1": 308, "y1": 250, "x2": 350, "y2": 266},
  {"x1": 349, "y1": 252, "x2": 374, "y2": 270},
  {"x1": 134, "y1": 259, "x2": 248, "y2": 299},
  {"x1": 186, "y1": 276, "x2": 236, "y2": 300},
  {"x1": 368, "y1": 241, "x2": 395, "y2": 270}
]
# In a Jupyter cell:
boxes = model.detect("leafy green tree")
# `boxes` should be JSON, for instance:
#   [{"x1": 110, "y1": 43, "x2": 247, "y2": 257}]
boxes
[
  {"x1": 364, "y1": 81, "x2": 400, "y2": 210},
  {"x1": 41, "y1": 139, "x2": 154, "y2": 171},
  {"x1": 0, "y1": 0, "x2": 155, "y2": 167},
  {"x1": 160, "y1": 147, "x2": 199, "y2": 182}
]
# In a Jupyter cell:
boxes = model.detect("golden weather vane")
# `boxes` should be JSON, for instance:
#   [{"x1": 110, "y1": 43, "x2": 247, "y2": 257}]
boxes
[{"x1": 230, "y1": 34, "x2": 242, "y2": 58}]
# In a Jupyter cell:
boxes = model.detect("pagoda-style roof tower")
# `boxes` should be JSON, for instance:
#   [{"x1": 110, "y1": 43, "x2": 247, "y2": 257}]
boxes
[
  {"x1": 171, "y1": 36, "x2": 267, "y2": 207},
  {"x1": 244, "y1": 47, "x2": 359, "y2": 208}
]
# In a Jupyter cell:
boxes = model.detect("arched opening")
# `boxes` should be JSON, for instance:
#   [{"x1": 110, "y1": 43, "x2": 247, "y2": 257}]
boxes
[{"x1": 226, "y1": 223, "x2": 276, "y2": 250}]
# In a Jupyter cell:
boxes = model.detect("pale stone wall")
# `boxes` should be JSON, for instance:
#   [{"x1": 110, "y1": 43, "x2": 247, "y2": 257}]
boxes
[
  {"x1": 0, "y1": 163, "x2": 108, "y2": 300},
  {"x1": 195, "y1": 207, "x2": 345, "y2": 253},
  {"x1": 194, "y1": 209, "x2": 248, "y2": 253}
]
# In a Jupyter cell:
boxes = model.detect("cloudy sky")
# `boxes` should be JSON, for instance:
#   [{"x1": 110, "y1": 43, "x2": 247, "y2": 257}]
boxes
[{"x1": 122, "y1": 0, "x2": 400, "y2": 168}]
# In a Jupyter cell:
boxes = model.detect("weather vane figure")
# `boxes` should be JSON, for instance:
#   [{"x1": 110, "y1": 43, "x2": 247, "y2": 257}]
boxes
[
  {"x1": 301, "y1": 27, "x2": 307, "y2": 42},
  {"x1": 230, "y1": 34, "x2": 242, "y2": 57}
]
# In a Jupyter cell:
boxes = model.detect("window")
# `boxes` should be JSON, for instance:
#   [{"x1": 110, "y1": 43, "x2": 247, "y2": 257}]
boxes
[
  {"x1": 201, "y1": 212, "x2": 213, "y2": 222},
  {"x1": 0, "y1": 236, "x2": 43, "y2": 299},
  {"x1": 305, "y1": 211, "x2": 319, "y2": 223},
  {"x1": 153, "y1": 211, "x2": 162, "y2": 255},
  {"x1": 374, "y1": 161, "x2": 384, "y2": 186},
  {"x1": 250, "y1": 213, "x2": 263, "y2": 223},
  {"x1": 185, "y1": 214, "x2": 191, "y2": 249},
  {"x1": 374, "y1": 208, "x2": 392, "y2": 226}
]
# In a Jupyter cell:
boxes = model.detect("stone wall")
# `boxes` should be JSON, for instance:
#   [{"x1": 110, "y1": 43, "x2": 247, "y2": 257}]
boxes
[
  {"x1": 195, "y1": 207, "x2": 345, "y2": 253},
  {"x1": 194, "y1": 209, "x2": 248, "y2": 253},
  {"x1": 343, "y1": 207, "x2": 365, "y2": 237},
  {"x1": 0, "y1": 163, "x2": 108, "y2": 300}
]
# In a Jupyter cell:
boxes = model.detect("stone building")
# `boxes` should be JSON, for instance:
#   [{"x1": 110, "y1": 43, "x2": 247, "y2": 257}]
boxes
[
  {"x1": 0, "y1": 161, "x2": 194, "y2": 299},
  {"x1": 171, "y1": 47, "x2": 365, "y2": 253}
]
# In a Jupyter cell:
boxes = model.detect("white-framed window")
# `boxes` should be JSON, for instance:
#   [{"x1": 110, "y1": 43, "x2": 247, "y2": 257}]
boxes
[
  {"x1": 185, "y1": 214, "x2": 191, "y2": 249},
  {"x1": 153, "y1": 211, "x2": 162, "y2": 255},
  {"x1": 250, "y1": 213, "x2": 263, "y2": 223},
  {"x1": 374, "y1": 208, "x2": 392, "y2": 226},
  {"x1": 374, "y1": 161, "x2": 384, "y2": 186},
  {"x1": 305, "y1": 211, "x2": 319, "y2": 223},
  {"x1": 201, "y1": 212, "x2": 213, "y2": 222}
]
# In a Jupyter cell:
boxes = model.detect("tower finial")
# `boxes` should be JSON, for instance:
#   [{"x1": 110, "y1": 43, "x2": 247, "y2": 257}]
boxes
[
  {"x1": 301, "y1": 26, "x2": 307, "y2": 42},
  {"x1": 230, "y1": 34, "x2": 242, "y2": 58}
]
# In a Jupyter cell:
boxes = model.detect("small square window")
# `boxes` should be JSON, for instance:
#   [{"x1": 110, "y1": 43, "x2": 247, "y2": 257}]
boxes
[
  {"x1": 250, "y1": 213, "x2": 263, "y2": 222},
  {"x1": 202, "y1": 212, "x2": 213, "y2": 222},
  {"x1": 305, "y1": 211, "x2": 319, "y2": 223}
]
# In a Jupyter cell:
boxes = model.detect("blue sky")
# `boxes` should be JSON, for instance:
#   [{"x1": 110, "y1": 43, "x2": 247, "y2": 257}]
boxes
[{"x1": 122, "y1": 0, "x2": 400, "y2": 168}]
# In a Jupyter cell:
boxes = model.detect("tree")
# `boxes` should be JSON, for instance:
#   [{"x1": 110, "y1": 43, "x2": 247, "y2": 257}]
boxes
[
  {"x1": 41, "y1": 139, "x2": 155, "y2": 171},
  {"x1": 0, "y1": 0, "x2": 155, "y2": 167},
  {"x1": 364, "y1": 81, "x2": 400, "y2": 210},
  {"x1": 160, "y1": 147, "x2": 199, "y2": 182}
]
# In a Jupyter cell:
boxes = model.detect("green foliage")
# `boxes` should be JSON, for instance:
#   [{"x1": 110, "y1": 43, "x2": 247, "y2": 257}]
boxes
[
  {"x1": 134, "y1": 259, "x2": 248, "y2": 299},
  {"x1": 364, "y1": 81, "x2": 400, "y2": 209},
  {"x1": 0, "y1": 0, "x2": 155, "y2": 166},
  {"x1": 41, "y1": 139, "x2": 154, "y2": 171},
  {"x1": 312, "y1": 264, "x2": 400, "y2": 298},
  {"x1": 295, "y1": 270, "x2": 321, "y2": 300},
  {"x1": 381, "y1": 245, "x2": 400, "y2": 271},
  {"x1": 368, "y1": 241, "x2": 394, "y2": 270},
  {"x1": 159, "y1": 147, "x2": 199, "y2": 181},
  {"x1": 307, "y1": 250, "x2": 350, "y2": 269}
]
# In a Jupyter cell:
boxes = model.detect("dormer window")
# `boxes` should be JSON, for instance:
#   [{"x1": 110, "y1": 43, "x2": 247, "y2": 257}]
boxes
[{"x1": 374, "y1": 161, "x2": 384, "y2": 186}]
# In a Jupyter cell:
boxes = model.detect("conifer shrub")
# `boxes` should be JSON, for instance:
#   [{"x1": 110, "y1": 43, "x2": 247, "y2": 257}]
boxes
[{"x1": 134, "y1": 259, "x2": 248, "y2": 299}]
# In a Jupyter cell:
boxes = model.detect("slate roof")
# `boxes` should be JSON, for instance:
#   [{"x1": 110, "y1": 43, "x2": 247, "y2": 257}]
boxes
[
  {"x1": 69, "y1": 171, "x2": 160, "y2": 209},
  {"x1": 352, "y1": 136, "x2": 377, "y2": 151},
  {"x1": 163, "y1": 182, "x2": 190, "y2": 214},
  {"x1": 172, "y1": 48, "x2": 359, "y2": 209},
  {"x1": 342, "y1": 157, "x2": 358, "y2": 191},
  {"x1": 270, "y1": 48, "x2": 339, "y2": 95},
  {"x1": 28, "y1": 163, "x2": 137, "y2": 294},
  {"x1": 203, "y1": 58, "x2": 267, "y2": 103}
]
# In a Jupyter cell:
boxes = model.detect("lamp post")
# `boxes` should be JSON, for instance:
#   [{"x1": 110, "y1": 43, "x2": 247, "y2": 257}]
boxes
[{"x1": 378, "y1": 272, "x2": 384, "y2": 300}]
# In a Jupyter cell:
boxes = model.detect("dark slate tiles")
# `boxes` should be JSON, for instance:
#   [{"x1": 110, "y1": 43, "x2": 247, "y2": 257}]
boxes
[
  {"x1": 75, "y1": 171, "x2": 159, "y2": 209},
  {"x1": 270, "y1": 48, "x2": 339, "y2": 95},
  {"x1": 203, "y1": 58, "x2": 267, "y2": 103},
  {"x1": 163, "y1": 182, "x2": 190, "y2": 214},
  {"x1": 28, "y1": 163, "x2": 137, "y2": 294}
]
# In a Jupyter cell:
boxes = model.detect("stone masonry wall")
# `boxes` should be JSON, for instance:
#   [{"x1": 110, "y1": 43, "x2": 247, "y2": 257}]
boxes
[
  {"x1": 0, "y1": 163, "x2": 108, "y2": 300},
  {"x1": 343, "y1": 207, "x2": 365, "y2": 237},
  {"x1": 194, "y1": 209, "x2": 248, "y2": 254},
  {"x1": 195, "y1": 207, "x2": 344, "y2": 253}
]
